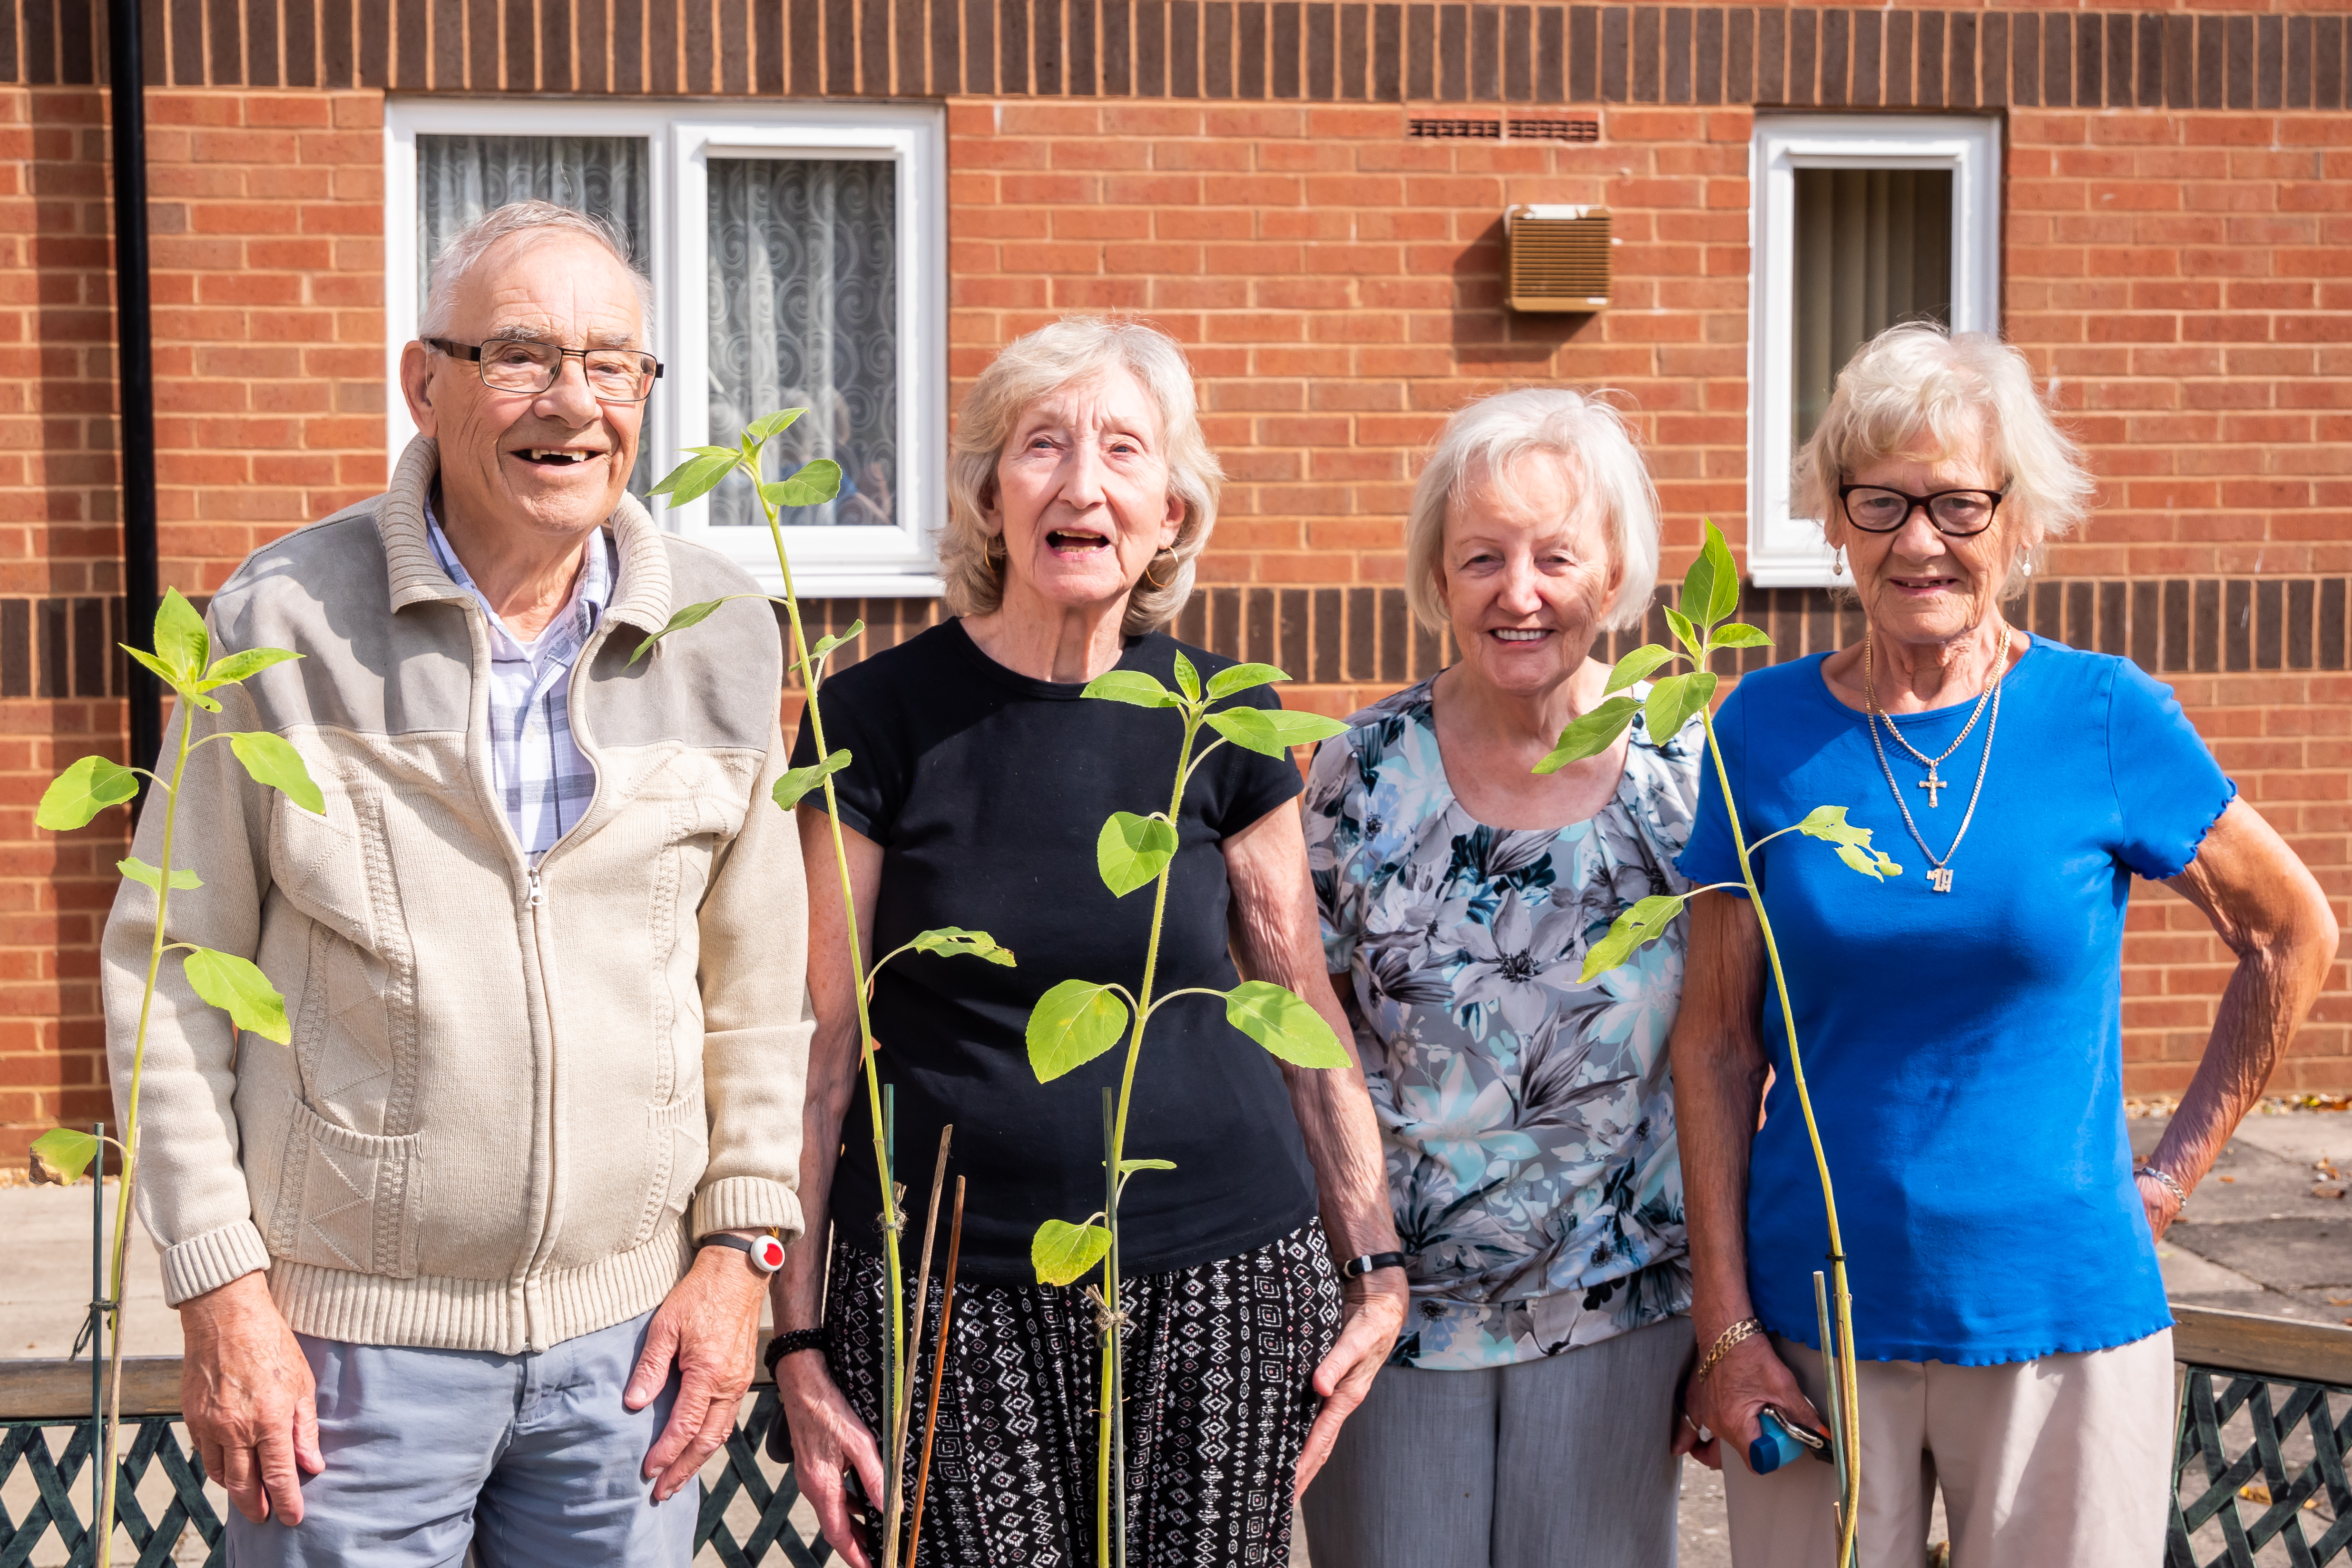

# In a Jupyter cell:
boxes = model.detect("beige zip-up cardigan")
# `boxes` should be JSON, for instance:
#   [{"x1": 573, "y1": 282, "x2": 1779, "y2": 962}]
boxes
[{"x1": 102, "y1": 438, "x2": 813, "y2": 1354}]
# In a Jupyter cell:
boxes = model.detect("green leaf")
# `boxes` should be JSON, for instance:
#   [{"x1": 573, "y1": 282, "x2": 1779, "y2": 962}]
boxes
[
  {"x1": 742, "y1": 408, "x2": 808, "y2": 445},
  {"x1": 1603, "y1": 645, "x2": 1676, "y2": 695},
  {"x1": 629, "y1": 598, "x2": 734, "y2": 664},
  {"x1": 1031, "y1": 1218, "x2": 1113, "y2": 1287},
  {"x1": 152, "y1": 588, "x2": 209, "y2": 686},
  {"x1": 764, "y1": 459, "x2": 844, "y2": 510},
  {"x1": 182, "y1": 947, "x2": 291, "y2": 1044},
  {"x1": 202, "y1": 647, "x2": 301, "y2": 687},
  {"x1": 228, "y1": 731, "x2": 324, "y2": 814},
  {"x1": 118, "y1": 857, "x2": 201, "y2": 893},
  {"x1": 1171, "y1": 650, "x2": 1201, "y2": 702},
  {"x1": 1532, "y1": 696, "x2": 1638, "y2": 774},
  {"x1": 1708, "y1": 622, "x2": 1773, "y2": 650},
  {"x1": 1224, "y1": 980, "x2": 1351, "y2": 1069},
  {"x1": 36, "y1": 755, "x2": 139, "y2": 831},
  {"x1": 773, "y1": 748, "x2": 852, "y2": 811},
  {"x1": 1096, "y1": 812, "x2": 1178, "y2": 898},
  {"x1": 1081, "y1": 670, "x2": 1181, "y2": 708},
  {"x1": 651, "y1": 452, "x2": 740, "y2": 509},
  {"x1": 1118, "y1": 1158, "x2": 1177, "y2": 1175},
  {"x1": 1662, "y1": 605, "x2": 1700, "y2": 657},
  {"x1": 1026, "y1": 979, "x2": 1131, "y2": 1083},
  {"x1": 29, "y1": 1127, "x2": 99, "y2": 1186},
  {"x1": 1579, "y1": 893, "x2": 1690, "y2": 983},
  {"x1": 1700, "y1": 520, "x2": 1741, "y2": 627},
  {"x1": 1204, "y1": 662, "x2": 1287, "y2": 700},
  {"x1": 126, "y1": 644, "x2": 218, "y2": 708},
  {"x1": 1642, "y1": 671, "x2": 1717, "y2": 742},
  {"x1": 1202, "y1": 706, "x2": 1349, "y2": 758},
  {"x1": 807, "y1": 619, "x2": 867, "y2": 671},
  {"x1": 1794, "y1": 805, "x2": 1903, "y2": 882},
  {"x1": 908, "y1": 926, "x2": 1017, "y2": 967}
]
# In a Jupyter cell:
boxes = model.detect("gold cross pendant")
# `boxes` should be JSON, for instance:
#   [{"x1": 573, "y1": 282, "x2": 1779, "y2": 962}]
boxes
[
  {"x1": 1929, "y1": 866, "x2": 1954, "y2": 892},
  {"x1": 1918, "y1": 770, "x2": 1947, "y2": 807}
]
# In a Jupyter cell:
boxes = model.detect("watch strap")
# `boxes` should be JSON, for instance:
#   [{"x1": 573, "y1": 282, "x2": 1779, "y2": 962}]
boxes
[
  {"x1": 699, "y1": 1230, "x2": 787, "y2": 1273},
  {"x1": 1339, "y1": 1250, "x2": 1408, "y2": 1280}
]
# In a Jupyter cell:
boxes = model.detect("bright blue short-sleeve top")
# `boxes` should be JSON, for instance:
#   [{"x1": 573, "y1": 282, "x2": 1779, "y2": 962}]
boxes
[{"x1": 1676, "y1": 637, "x2": 2234, "y2": 1365}]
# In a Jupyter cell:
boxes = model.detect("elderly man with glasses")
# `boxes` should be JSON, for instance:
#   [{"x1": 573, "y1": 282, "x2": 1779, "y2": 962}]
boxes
[{"x1": 103, "y1": 199, "x2": 812, "y2": 1565}]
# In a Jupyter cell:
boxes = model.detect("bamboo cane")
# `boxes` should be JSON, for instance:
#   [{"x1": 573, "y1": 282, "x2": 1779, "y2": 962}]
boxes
[
  {"x1": 883, "y1": 1129, "x2": 953, "y2": 1558},
  {"x1": 905, "y1": 1177, "x2": 965, "y2": 1568}
]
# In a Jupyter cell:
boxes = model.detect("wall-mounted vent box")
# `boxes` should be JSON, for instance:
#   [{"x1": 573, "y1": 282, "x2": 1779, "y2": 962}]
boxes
[{"x1": 1506, "y1": 205, "x2": 1611, "y2": 312}]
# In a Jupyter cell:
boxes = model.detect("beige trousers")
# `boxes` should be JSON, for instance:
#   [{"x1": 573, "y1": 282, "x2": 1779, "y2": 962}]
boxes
[{"x1": 1721, "y1": 1330, "x2": 2175, "y2": 1568}]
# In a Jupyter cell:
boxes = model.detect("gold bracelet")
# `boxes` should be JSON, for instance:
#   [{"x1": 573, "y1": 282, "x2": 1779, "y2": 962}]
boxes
[{"x1": 1695, "y1": 1317, "x2": 1764, "y2": 1384}]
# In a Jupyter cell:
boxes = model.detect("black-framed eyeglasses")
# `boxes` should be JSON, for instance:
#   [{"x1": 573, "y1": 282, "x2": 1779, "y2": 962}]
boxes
[
  {"x1": 425, "y1": 337, "x2": 664, "y2": 404},
  {"x1": 1837, "y1": 483, "x2": 2007, "y2": 538}
]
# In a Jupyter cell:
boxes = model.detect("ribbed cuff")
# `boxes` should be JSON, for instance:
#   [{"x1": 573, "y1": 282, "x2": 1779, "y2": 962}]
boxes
[
  {"x1": 692, "y1": 1176, "x2": 804, "y2": 1247},
  {"x1": 159, "y1": 1219, "x2": 273, "y2": 1306}
]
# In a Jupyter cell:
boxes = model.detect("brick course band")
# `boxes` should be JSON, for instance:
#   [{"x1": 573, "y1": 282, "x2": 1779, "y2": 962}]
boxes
[{"x1": 7, "y1": 3, "x2": 2344, "y2": 113}]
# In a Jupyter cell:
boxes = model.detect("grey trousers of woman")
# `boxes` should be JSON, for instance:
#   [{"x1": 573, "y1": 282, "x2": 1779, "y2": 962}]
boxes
[{"x1": 1299, "y1": 1314, "x2": 1694, "y2": 1568}]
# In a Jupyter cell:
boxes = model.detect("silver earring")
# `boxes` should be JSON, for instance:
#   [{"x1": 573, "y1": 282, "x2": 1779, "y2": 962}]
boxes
[{"x1": 1831, "y1": 547, "x2": 1845, "y2": 578}]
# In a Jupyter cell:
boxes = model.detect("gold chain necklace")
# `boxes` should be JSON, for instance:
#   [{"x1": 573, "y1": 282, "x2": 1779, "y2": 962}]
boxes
[
  {"x1": 1863, "y1": 625, "x2": 2012, "y2": 893},
  {"x1": 1862, "y1": 629, "x2": 2003, "y2": 809}
]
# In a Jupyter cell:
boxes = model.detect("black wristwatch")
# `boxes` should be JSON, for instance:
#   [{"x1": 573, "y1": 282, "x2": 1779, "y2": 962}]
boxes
[{"x1": 1340, "y1": 1251, "x2": 1408, "y2": 1280}]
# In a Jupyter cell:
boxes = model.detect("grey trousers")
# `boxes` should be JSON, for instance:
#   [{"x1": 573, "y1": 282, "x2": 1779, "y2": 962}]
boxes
[
  {"x1": 226, "y1": 1308, "x2": 696, "y2": 1568},
  {"x1": 1299, "y1": 1314, "x2": 1694, "y2": 1568}
]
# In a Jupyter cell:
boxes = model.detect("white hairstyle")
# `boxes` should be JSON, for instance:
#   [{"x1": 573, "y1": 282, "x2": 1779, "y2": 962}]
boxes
[
  {"x1": 419, "y1": 200, "x2": 653, "y2": 341},
  {"x1": 1795, "y1": 323, "x2": 2095, "y2": 592},
  {"x1": 1404, "y1": 387, "x2": 1662, "y2": 634},
  {"x1": 944, "y1": 316, "x2": 1223, "y2": 637}
]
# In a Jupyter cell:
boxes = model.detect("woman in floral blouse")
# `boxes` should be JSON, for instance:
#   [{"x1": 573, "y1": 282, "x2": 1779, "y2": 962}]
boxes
[{"x1": 1299, "y1": 388, "x2": 1701, "y2": 1568}]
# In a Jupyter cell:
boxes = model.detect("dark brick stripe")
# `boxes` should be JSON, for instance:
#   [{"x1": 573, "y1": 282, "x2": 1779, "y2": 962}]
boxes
[
  {"x1": 12, "y1": 4, "x2": 2345, "y2": 109},
  {"x1": 775, "y1": 576, "x2": 2352, "y2": 692}
]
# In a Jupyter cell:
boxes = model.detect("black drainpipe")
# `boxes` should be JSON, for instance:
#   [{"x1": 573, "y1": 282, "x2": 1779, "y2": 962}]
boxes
[{"x1": 108, "y1": 0, "x2": 160, "y2": 772}]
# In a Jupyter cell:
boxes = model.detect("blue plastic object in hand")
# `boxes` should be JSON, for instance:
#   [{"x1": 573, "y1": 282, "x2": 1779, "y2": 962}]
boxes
[{"x1": 1747, "y1": 1409, "x2": 1812, "y2": 1475}]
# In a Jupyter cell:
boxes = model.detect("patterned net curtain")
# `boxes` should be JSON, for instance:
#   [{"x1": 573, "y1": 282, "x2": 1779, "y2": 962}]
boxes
[
  {"x1": 706, "y1": 157, "x2": 899, "y2": 529},
  {"x1": 415, "y1": 135, "x2": 656, "y2": 497}
]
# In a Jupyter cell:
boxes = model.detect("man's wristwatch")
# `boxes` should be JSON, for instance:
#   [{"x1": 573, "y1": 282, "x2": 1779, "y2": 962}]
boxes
[
  {"x1": 1339, "y1": 1251, "x2": 1408, "y2": 1280},
  {"x1": 699, "y1": 1229, "x2": 787, "y2": 1274}
]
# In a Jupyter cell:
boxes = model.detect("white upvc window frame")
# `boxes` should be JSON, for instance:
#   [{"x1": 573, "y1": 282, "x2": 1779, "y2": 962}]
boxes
[
  {"x1": 1746, "y1": 114, "x2": 2002, "y2": 588},
  {"x1": 383, "y1": 98, "x2": 948, "y2": 599}
]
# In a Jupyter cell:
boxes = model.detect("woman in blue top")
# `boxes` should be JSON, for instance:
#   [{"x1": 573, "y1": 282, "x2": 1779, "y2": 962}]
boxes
[{"x1": 1673, "y1": 323, "x2": 2339, "y2": 1568}]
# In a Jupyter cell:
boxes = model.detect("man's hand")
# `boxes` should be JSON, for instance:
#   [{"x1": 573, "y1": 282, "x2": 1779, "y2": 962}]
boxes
[
  {"x1": 1294, "y1": 1271, "x2": 1407, "y2": 1497},
  {"x1": 1681, "y1": 1332, "x2": 1823, "y2": 1475},
  {"x1": 179, "y1": 1272, "x2": 322, "y2": 1525},
  {"x1": 627, "y1": 1236, "x2": 769, "y2": 1501}
]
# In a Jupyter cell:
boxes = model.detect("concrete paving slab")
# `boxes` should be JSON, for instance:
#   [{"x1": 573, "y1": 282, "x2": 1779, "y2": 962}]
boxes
[{"x1": 0, "y1": 1181, "x2": 178, "y2": 1359}]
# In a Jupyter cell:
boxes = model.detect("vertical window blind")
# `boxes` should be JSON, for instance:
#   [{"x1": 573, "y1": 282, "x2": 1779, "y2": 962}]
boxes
[{"x1": 1791, "y1": 167, "x2": 1954, "y2": 447}]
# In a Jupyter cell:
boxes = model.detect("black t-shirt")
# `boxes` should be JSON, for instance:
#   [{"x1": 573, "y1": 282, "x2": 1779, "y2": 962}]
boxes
[{"x1": 789, "y1": 619, "x2": 1319, "y2": 1284}]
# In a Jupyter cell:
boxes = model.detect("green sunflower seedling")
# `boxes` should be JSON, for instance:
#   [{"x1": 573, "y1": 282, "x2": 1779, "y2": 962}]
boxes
[
  {"x1": 1025, "y1": 657, "x2": 1353, "y2": 1567},
  {"x1": 29, "y1": 588, "x2": 321, "y2": 1568},
  {"x1": 638, "y1": 412, "x2": 1010, "y2": 1568},
  {"x1": 1547, "y1": 519, "x2": 1897, "y2": 1568}
]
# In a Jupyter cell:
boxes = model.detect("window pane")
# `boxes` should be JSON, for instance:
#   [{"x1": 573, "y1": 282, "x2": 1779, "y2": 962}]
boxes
[
  {"x1": 415, "y1": 135, "x2": 655, "y2": 497},
  {"x1": 1791, "y1": 167, "x2": 1953, "y2": 448},
  {"x1": 707, "y1": 157, "x2": 899, "y2": 529}
]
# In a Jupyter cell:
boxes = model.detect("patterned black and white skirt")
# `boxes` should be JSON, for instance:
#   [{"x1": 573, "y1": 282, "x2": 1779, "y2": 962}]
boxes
[{"x1": 824, "y1": 1224, "x2": 1343, "y2": 1568}]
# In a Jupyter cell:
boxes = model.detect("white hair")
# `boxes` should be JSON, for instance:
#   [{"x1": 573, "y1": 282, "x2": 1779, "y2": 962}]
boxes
[
  {"x1": 1404, "y1": 387, "x2": 1662, "y2": 634},
  {"x1": 419, "y1": 200, "x2": 653, "y2": 341},
  {"x1": 944, "y1": 316, "x2": 1223, "y2": 637},
  {"x1": 1796, "y1": 323, "x2": 2095, "y2": 593}
]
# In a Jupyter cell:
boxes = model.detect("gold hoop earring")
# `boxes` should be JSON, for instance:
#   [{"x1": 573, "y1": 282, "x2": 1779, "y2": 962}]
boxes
[
  {"x1": 1144, "y1": 549, "x2": 1178, "y2": 589},
  {"x1": 984, "y1": 533, "x2": 1007, "y2": 568}
]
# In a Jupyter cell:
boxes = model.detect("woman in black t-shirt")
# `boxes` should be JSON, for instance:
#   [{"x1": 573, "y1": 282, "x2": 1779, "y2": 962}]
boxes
[{"x1": 771, "y1": 318, "x2": 1406, "y2": 1568}]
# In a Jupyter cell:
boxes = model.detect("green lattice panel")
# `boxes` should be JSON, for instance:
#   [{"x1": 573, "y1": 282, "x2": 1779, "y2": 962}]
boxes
[{"x1": 2172, "y1": 1368, "x2": 2352, "y2": 1567}]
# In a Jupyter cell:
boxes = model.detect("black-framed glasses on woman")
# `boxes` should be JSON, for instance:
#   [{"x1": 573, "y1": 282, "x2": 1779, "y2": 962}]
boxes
[
  {"x1": 425, "y1": 337, "x2": 664, "y2": 404},
  {"x1": 1837, "y1": 482, "x2": 2007, "y2": 538}
]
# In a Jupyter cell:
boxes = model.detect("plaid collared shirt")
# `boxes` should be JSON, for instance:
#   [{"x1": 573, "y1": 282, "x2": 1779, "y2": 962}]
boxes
[{"x1": 426, "y1": 503, "x2": 615, "y2": 860}]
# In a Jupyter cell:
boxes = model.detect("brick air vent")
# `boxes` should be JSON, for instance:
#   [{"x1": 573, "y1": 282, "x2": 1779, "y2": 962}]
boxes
[
  {"x1": 1407, "y1": 117, "x2": 1598, "y2": 141},
  {"x1": 1506, "y1": 205, "x2": 1611, "y2": 312}
]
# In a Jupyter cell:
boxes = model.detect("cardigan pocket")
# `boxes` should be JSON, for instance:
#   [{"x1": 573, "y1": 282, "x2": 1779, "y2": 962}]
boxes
[{"x1": 266, "y1": 1093, "x2": 424, "y2": 1280}]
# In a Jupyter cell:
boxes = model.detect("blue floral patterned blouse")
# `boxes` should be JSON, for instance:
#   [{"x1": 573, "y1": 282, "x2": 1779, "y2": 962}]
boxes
[{"x1": 1305, "y1": 676, "x2": 1703, "y2": 1370}]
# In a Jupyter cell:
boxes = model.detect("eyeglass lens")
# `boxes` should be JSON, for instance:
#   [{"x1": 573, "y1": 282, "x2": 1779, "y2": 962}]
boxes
[
  {"x1": 477, "y1": 341, "x2": 657, "y2": 401},
  {"x1": 1844, "y1": 487, "x2": 1999, "y2": 535}
]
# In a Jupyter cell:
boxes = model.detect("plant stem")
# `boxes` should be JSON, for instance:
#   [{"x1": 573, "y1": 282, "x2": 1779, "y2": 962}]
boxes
[
  {"x1": 754, "y1": 483, "x2": 909, "y2": 1567},
  {"x1": 98, "y1": 698, "x2": 193, "y2": 1568},
  {"x1": 1697, "y1": 703, "x2": 1862, "y2": 1568},
  {"x1": 1093, "y1": 712, "x2": 1202, "y2": 1567}
]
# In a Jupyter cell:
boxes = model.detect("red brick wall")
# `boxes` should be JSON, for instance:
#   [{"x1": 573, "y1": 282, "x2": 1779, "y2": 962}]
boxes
[{"x1": 0, "y1": 78, "x2": 2344, "y2": 1153}]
